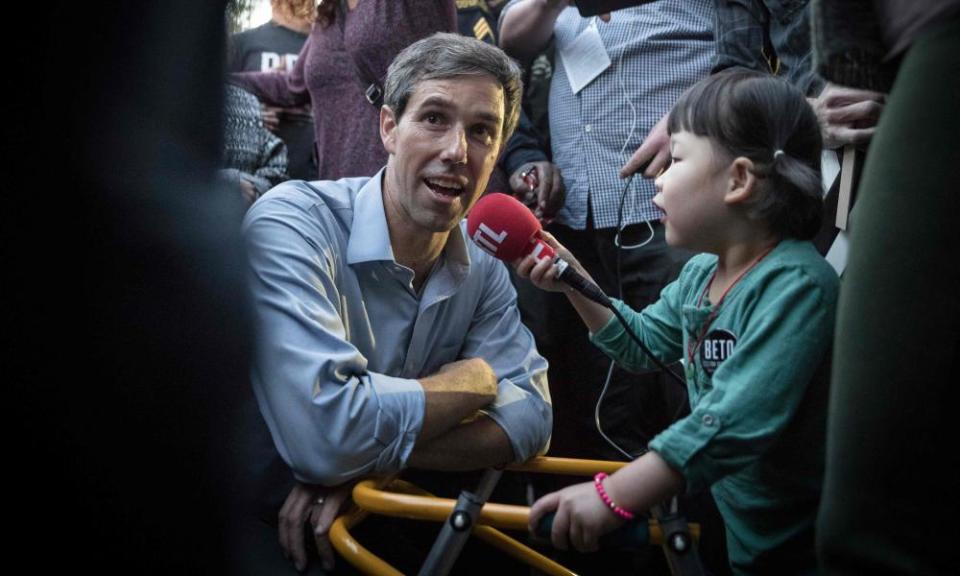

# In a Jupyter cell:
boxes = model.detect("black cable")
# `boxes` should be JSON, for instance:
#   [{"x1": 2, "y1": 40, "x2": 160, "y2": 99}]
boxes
[
  {"x1": 611, "y1": 172, "x2": 685, "y2": 387},
  {"x1": 608, "y1": 304, "x2": 686, "y2": 387},
  {"x1": 590, "y1": 162, "x2": 685, "y2": 460}
]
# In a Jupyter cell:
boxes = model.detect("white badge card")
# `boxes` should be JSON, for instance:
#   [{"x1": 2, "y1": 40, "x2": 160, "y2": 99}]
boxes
[
  {"x1": 558, "y1": 19, "x2": 611, "y2": 95},
  {"x1": 820, "y1": 149, "x2": 840, "y2": 197}
]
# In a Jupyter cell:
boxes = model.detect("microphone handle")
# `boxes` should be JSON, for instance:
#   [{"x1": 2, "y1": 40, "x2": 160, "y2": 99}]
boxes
[
  {"x1": 552, "y1": 254, "x2": 687, "y2": 387},
  {"x1": 554, "y1": 258, "x2": 613, "y2": 308}
]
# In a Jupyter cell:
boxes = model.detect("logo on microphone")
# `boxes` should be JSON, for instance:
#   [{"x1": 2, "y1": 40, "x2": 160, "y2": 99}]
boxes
[
  {"x1": 529, "y1": 241, "x2": 552, "y2": 262},
  {"x1": 472, "y1": 223, "x2": 508, "y2": 256}
]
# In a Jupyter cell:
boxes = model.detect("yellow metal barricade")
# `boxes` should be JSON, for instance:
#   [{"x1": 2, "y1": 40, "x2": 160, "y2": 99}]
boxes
[{"x1": 327, "y1": 456, "x2": 700, "y2": 575}]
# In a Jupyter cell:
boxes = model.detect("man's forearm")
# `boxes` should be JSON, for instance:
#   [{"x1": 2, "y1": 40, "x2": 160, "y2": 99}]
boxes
[
  {"x1": 408, "y1": 414, "x2": 515, "y2": 470},
  {"x1": 417, "y1": 357, "x2": 498, "y2": 443},
  {"x1": 499, "y1": 0, "x2": 567, "y2": 61}
]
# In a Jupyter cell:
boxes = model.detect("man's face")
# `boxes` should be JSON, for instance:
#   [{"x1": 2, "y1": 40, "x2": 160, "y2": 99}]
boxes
[{"x1": 380, "y1": 75, "x2": 505, "y2": 235}]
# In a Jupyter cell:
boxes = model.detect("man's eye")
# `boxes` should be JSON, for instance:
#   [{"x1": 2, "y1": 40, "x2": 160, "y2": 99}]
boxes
[
  {"x1": 471, "y1": 125, "x2": 493, "y2": 140},
  {"x1": 425, "y1": 113, "x2": 443, "y2": 124}
]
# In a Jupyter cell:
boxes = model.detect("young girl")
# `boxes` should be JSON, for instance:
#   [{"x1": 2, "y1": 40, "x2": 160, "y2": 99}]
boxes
[{"x1": 518, "y1": 69, "x2": 838, "y2": 573}]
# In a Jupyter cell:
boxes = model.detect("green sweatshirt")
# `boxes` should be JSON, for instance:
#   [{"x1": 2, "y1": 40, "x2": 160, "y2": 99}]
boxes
[{"x1": 591, "y1": 239, "x2": 838, "y2": 574}]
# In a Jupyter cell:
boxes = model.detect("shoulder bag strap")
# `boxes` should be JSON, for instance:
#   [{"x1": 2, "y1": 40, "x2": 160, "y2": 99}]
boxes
[{"x1": 337, "y1": 0, "x2": 384, "y2": 108}]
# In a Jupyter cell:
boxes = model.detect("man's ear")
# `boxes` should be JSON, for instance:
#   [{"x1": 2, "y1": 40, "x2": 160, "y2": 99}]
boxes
[
  {"x1": 380, "y1": 105, "x2": 398, "y2": 155},
  {"x1": 724, "y1": 156, "x2": 757, "y2": 205}
]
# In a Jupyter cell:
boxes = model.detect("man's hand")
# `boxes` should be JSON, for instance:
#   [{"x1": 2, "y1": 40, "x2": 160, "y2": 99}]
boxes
[
  {"x1": 528, "y1": 480, "x2": 624, "y2": 552},
  {"x1": 260, "y1": 103, "x2": 281, "y2": 133},
  {"x1": 278, "y1": 481, "x2": 354, "y2": 572},
  {"x1": 808, "y1": 83, "x2": 885, "y2": 149},
  {"x1": 620, "y1": 112, "x2": 670, "y2": 179},
  {"x1": 509, "y1": 161, "x2": 565, "y2": 225}
]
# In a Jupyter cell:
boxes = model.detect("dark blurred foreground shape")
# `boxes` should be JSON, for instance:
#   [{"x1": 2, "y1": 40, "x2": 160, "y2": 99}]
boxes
[
  {"x1": 814, "y1": 3, "x2": 960, "y2": 574},
  {"x1": 8, "y1": 2, "x2": 252, "y2": 572}
]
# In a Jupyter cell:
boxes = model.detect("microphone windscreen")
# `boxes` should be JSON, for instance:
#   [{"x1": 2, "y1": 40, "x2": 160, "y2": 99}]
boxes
[{"x1": 467, "y1": 193, "x2": 543, "y2": 261}]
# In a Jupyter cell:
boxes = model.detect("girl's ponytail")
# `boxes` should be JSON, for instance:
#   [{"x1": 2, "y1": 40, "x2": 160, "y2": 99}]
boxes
[{"x1": 760, "y1": 148, "x2": 823, "y2": 239}]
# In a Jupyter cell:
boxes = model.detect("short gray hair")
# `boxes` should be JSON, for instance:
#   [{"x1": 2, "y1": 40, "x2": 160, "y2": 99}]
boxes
[{"x1": 383, "y1": 32, "x2": 523, "y2": 144}]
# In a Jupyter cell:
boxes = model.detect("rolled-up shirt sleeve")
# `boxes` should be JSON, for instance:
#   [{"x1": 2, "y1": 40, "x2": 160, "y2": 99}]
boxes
[
  {"x1": 649, "y1": 269, "x2": 835, "y2": 493},
  {"x1": 465, "y1": 255, "x2": 552, "y2": 462},
  {"x1": 244, "y1": 196, "x2": 425, "y2": 486}
]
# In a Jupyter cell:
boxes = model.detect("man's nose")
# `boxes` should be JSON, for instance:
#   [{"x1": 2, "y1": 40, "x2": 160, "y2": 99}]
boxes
[{"x1": 439, "y1": 126, "x2": 468, "y2": 165}]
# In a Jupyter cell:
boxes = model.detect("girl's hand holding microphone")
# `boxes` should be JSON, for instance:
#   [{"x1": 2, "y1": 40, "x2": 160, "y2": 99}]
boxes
[
  {"x1": 513, "y1": 231, "x2": 585, "y2": 293},
  {"x1": 513, "y1": 231, "x2": 615, "y2": 333}
]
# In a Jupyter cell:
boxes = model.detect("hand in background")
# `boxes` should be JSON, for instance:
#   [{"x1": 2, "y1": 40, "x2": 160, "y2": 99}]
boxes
[
  {"x1": 620, "y1": 112, "x2": 670, "y2": 179},
  {"x1": 238, "y1": 179, "x2": 259, "y2": 207},
  {"x1": 260, "y1": 104, "x2": 281, "y2": 133},
  {"x1": 809, "y1": 83, "x2": 885, "y2": 148},
  {"x1": 509, "y1": 161, "x2": 565, "y2": 225}
]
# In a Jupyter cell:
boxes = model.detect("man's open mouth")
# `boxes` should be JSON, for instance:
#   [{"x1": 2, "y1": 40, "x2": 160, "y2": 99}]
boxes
[{"x1": 424, "y1": 177, "x2": 465, "y2": 197}]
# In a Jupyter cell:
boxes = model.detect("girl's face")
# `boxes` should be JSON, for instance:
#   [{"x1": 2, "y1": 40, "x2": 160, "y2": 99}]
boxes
[{"x1": 653, "y1": 131, "x2": 730, "y2": 251}]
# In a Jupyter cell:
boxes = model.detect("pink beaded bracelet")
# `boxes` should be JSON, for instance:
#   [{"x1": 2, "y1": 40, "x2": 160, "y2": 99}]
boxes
[{"x1": 593, "y1": 472, "x2": 635, "y2": 521}]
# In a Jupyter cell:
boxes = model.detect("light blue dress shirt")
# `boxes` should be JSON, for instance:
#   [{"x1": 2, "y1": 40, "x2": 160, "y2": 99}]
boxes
[
  {"x1": 243, "y1": 170, "x2": 552, "y2": 486},
  {"x1": 500, "y1": 1, "x2": 715, "y2": 229}
]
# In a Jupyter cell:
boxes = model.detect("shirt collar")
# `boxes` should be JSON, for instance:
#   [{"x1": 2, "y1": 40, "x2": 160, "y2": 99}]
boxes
[
  {"x1": 345, "y1": 168, "x2": 471, "y2": 275},
  {"x1": 445, "y1": 220, "x2": 471, "y2": 281},
  {"x1": 346, "y1": 169, "x2": 394, "y2": 264}
]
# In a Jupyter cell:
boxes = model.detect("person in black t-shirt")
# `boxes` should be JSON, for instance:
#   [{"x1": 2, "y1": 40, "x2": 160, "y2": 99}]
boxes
[{"x1": 228, "y1": 0, "x2": 316, "y2": 181}]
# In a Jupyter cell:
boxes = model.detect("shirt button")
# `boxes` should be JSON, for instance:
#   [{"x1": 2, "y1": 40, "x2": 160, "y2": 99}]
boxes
[
  {"x1": 701, "y1": 414, "x2": 715, "y2": 426},
  {"x1": 584, "y1": 124, "x2": 592, "y2": 132}
]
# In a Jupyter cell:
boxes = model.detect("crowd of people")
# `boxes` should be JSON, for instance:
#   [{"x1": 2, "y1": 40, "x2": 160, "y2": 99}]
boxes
[{"x1": 210, "y1": 0, "x2": 958, "y2": 574}]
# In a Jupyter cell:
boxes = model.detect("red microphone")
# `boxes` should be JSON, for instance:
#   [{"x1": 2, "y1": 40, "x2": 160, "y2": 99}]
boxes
[
  {"x1": 466, "y1": 193, "x2": 556, "y2": 262},
  {"x1": 467, "y1": 193, "x2": 612, "y2": 308}
]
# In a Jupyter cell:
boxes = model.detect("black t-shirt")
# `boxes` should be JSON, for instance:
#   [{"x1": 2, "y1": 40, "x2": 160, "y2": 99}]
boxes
[{"x1": 228, "y1": 21, "x2": 308, "y2": 73}]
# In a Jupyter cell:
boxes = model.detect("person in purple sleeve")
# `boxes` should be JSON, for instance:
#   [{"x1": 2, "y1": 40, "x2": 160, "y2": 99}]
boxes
[
  {"x1": 228, "y1": 0, "x2": 316, "y2": 180},
  {"x1": 230, "y1": 0, "x2": 564, "y2": 220},
  {"x1": 230, "y1": 0, "x2": 457, "y2": 181}
]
